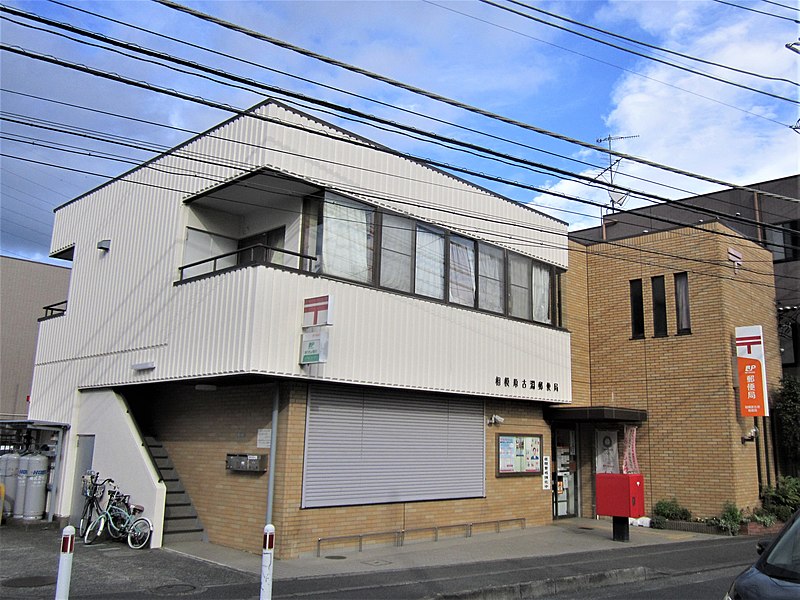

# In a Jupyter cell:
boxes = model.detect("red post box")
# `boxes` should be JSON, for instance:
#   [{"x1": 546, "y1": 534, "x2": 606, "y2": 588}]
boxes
[{"x1": 596, "y1": 473, "x2": 645, "y2": 518}]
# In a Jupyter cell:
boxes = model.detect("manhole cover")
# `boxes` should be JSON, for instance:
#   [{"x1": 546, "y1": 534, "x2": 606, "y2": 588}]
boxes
[
  {"x1": 151, "y1": 583, "x2": 199, "y2": 596},
  {"x1": 325, "y1": 555, "x2": 347, "y2": 560},
  {"x1": 2, "y1": 575, "x2": 57, "y2": 588}
]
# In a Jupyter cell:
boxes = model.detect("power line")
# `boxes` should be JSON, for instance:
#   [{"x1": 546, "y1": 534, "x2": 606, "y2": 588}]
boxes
[
  {"x1": 3, "y1": 113, "x2": 797, "y2": 289},
  {"x1": 152, "y1": 0, "x2": 800, "y2": 197},
  {"x1": 713, "y1": 0, "x2": 800, "y2": 22},
  {"x1": 426, "y1": 0, "x2": 790, "y2": 128},
  {"x1": 480, "y1": 0, "x2": 798, "y2": 104},
  {"x1": 761, "y1": 0, "x2": 800, "y2": 13},
  {"x1": 495, "y1": 0, "x2": 797, "y2": 86},
  {"x1": 5, "y1": 3, "x2": 797, "y2": 217}
]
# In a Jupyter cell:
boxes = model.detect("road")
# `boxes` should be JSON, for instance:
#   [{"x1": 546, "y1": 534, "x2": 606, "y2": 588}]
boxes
[{"x1": 1, "y1": 521, "x2": 761, "y2": 600}]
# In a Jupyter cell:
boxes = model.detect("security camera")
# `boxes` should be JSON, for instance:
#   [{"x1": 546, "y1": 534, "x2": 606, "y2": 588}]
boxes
[{"x1": 489, "y1": 414, "x2": 504, "y2": 425}]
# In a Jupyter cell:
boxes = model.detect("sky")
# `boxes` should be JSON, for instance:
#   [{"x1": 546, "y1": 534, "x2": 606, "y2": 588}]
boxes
[{"x1": 1, "y1": 0, "x2": 798, "y2": 265}]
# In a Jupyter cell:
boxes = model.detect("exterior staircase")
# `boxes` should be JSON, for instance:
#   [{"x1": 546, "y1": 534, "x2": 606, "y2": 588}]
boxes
[{"x1": 144, "y1": 437, "x2": 206, "y2": 543}]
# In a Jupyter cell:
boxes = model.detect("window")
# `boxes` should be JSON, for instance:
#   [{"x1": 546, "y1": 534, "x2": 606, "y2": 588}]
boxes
[
  {"x1": 764, "y1": 220, "x2": 799, "y2": 262},
  {"x1": 237, "y1": 226, "x2": 286, "y2": 267},
  {"x1": 630, "y1": 279, "x2": 644, "y2": 339},
  {"x1": 449, "y1": 236, "x2": 476, "y2": 306},
  {"x1": 380, "y1": 214, "x2": 414, "y2": 292},
  {"x1": 296, "y1": 193, "x2": 565, "y2": 327},
  {"x1": 508, "y1": 253, "x2": 532, "y2": 320},
  {"x1": 674, "y1": 272, "x2": 691, "y2": 334},
  {"x1": 415, "y1": 225, "x2": 445, "y2": 299},
  {"x1": 651, "y1": 275, "x2": 667, "y2": 337},
  {"x1": 478, "y1": 243, "x2": 505, "y2": 313},
  {"x1": 301, "y1": 195, "x2": 322, "y2": 272},
  {"x1": 532, "y1": 262, "x2": 551, "y2": 324}
]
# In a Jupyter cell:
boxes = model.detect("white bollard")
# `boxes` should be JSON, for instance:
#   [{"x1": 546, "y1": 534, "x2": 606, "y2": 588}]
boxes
[
  {"x1": 55, "y1": 525, "x2": 75, "y2": 600},
  {"x1": 260, "y1": 524, "x2": 275, "y2": 600}
]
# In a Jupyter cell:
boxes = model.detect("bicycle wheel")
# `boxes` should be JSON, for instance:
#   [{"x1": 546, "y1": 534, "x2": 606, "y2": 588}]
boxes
[
  {"x1": 127, "y1": 518, "x2": 152, "y2": 549},
  {"x1": 78, "y1": 499, "x2": 96, "y2": 538},
  {"x1": 107, "y1": 506, "x2": 127, "y2": 539},
  {"x1": 84, "y1": 515, "x2": 106, "y2": 545}
]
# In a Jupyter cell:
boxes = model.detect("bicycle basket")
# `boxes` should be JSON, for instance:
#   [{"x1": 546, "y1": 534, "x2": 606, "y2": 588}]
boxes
[{"x1": 81, "y1": 477, "x2": 103, "y2": 498}]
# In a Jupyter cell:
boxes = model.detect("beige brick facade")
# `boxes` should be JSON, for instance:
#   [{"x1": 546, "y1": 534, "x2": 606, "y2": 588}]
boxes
[
  {"x1": 564, "y1": 223, "x2": 781, "y2": 520},
  {"x1": 139, "y1": 383, "x2": 554, "y2": 558}
]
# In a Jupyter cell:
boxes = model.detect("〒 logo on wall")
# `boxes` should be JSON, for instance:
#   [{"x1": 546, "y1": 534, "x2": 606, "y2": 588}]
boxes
[{"x1": 735, "y1": 325, "x2": 769, "y2": 417}]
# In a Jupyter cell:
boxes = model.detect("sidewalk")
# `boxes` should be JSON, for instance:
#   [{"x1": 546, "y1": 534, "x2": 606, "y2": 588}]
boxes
[
  {"x1": 167, "y1": 517, "x2": 713, "y2": 579},
  {"x1": 0, "y1": 517, "x2": 747, "y2": 599}
]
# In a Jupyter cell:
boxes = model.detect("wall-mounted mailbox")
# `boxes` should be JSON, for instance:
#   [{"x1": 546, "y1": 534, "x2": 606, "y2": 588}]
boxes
[
  {"x1": 226, "y1": 453, "x2": 268, "y2": 473},
  {"x1": 596, "y1": 473, "x2": 645, "y2": 518}
]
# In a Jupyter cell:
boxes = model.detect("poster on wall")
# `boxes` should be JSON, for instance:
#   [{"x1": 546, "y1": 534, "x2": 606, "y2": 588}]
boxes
[
  {"x1": 497, "y1": 434, "x2": 543, "y2": 476},
  {"x1": 595, "y1": 430, "x2": 619, "y2": 474}
]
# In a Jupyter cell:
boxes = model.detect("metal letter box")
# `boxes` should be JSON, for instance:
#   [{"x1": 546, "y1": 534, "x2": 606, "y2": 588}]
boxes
[
  {"x1": 595, "y1": 473, "x2": 645, "y2": 518},
  {"x1": 226, "y1": 453, "x2": 268, "y2": 473}
]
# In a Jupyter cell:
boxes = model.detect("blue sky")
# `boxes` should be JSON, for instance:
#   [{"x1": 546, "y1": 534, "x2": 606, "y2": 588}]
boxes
[{"x1": 1, "y1": 0, "x2": 797, "y2": 264}]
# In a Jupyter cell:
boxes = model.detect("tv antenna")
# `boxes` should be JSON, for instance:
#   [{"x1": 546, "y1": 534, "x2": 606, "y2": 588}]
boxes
[
  {"x1": 596, "y1": 134, "x2": 639, "y2": 210},
  {"x1": 596, "y1": 134, "x2": 638, "y2": 240}
]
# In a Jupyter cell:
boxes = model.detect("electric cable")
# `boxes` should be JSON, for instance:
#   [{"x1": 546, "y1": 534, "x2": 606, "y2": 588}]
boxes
[
  {"x1": 4, "y1": 3, "x2": 796, "y2": 218},
  {"x1": 713, "y1": 0, "x2": 800, "y2": 22},
  {"x1": 151, "y1": 0, "x2": 800, "y2": 196},
  {"x1": 480, "y1": 0, "x2": 798, "y2": 103},
  {"x1": 495, "y1": 0, "x2": 797, "y2": 85}
]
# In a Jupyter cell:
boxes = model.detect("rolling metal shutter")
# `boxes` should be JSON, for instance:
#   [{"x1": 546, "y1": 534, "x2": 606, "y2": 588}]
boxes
[{"x1": 302, "y1": 384, "x2": 485, "y2": 508}]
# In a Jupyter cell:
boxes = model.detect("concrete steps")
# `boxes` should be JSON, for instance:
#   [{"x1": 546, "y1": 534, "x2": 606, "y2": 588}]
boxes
[{"x1": 144, "y1": 436, "x2": 205, "y2": 544}]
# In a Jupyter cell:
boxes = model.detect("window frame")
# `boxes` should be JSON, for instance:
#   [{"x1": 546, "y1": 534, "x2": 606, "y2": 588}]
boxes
[
  {"x1": 674, "y1": 271, "x2": 691, "y2": 335},
  {"x1": 651, "y1": 275, "x2": 668, "y2": 338},
  {"x1": 630, "y1": 279, "x2": 645, "y2": 340}
]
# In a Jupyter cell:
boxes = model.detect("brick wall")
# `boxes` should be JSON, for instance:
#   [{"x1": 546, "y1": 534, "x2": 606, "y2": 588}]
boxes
[
  {"x1": 567, "y1": 223, "x2": 781, "y2": 519},
  {"x1": 145, "y1": 381, "x2": 555, "y2": 558}
]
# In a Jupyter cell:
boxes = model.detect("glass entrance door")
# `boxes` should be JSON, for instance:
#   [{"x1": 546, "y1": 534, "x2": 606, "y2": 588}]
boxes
[{"x1": 553, "y1": 427, "x2": 578, "y2": 518}]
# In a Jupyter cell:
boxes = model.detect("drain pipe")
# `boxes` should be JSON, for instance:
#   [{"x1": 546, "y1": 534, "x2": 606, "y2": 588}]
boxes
[{"x1": 266, "y1": 385, "x2": 279, "y2": 525}]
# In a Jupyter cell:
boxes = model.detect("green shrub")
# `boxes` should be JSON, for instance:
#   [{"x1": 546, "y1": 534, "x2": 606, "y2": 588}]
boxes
[
  {"x1": 773, "y1": 504, "x2": 794, "y2": 523},
  {"x1": 650, "y1": 515, "x2": 667, "y2": 529},
  {"x1": 762, "y1": 476, "x2": 800, "y2": 521},
  {"x1": 653, "y1": 498, "x2": 692, "y2": 521},
  {"x1": 748, "y1": 507, "x2": 777, "y2": 528},
  {"x1": 718, "y1": 501, "x2": 744, "y2": 536}
]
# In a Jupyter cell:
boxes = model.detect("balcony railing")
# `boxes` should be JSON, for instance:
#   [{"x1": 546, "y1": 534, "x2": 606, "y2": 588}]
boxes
[
  {"x1": 39, "y1": 301, "x2": 67, "y2": 321},
  {"x1": 178, "y1": 244, "x2": 317, "y2": 282}
]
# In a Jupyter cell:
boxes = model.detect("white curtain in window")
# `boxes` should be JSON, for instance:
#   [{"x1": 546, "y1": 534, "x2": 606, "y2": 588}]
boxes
[
  {"x1": 478, "y1": 243, "x2": 504, "y2": 313},
  {"x1": 508, "y1": 253, "x2": 531, "y2": 319},
  {"x1": 415, "y1": 227, "x2": 445, "y2": 299},
  {"x1": 380, "y1": 214, "x2": 413, "y2": 292},
  {"x1": 449, "y1": 237, "x2": 476, "y2": 306},
  {"x1": 532, "y1": 262, "x2": 551, "y2": 324},
  {"x1": 322, "y1": 193, "x2": 372, "y2": 283}
]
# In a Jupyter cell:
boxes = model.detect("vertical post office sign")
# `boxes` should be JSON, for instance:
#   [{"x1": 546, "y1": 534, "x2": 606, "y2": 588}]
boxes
[{"x1": 735, "y1": 325, "x2": 769, "y2": 417}]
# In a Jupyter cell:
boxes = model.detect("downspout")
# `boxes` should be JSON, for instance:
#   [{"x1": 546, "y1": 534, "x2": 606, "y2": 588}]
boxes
[{"x1": 266, "y1": 385, "x2": 279, "y2": 525}]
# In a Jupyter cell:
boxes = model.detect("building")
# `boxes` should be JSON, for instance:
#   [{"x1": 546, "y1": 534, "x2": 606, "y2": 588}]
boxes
[
  {"x1": 575, "y1": 175, "x2": 799, "y2": 380},
  {"x1": 565, "y1": 221, "x2": 782, "y2": 519},
  {"x1": 26, "y1": 97, "x2": 788, "y2": 557},
  {"x1": 28, "y1": 100, "x2": 572, "y2": 557},
  {"x1": 0, "y1": 257, "x2": 70, "y2": 420}
]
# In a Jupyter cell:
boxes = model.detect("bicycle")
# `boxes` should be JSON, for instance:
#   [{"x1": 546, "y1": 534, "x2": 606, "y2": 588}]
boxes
[
  {"x1": 77, "y1": 471, "x2": 114, "y2": 538},
  {"x1": 84, "y1": 486, "x2": 152, "y2": 549}
]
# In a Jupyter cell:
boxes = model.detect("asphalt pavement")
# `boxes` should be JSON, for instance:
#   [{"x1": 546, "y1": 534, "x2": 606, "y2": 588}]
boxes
[{"x1": 0, "y1": 517, "x2": 760, "y2": 599}]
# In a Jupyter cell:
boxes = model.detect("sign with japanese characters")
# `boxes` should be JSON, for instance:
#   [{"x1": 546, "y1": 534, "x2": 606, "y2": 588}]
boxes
[
  {"x1": 736, "y1": 325, "x2": 769, "y2": 417},
  {"x1": 497, "y1": 434, "x2": 543, "y2": 477},
  {"x1": 300, "y1": 329, "x2": 328, "y2": 364}
]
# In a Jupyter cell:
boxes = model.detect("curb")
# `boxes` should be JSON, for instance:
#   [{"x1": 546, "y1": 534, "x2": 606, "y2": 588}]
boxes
[{"x1": 431, "y1": 566, "x2": 659, "y2": 600}]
